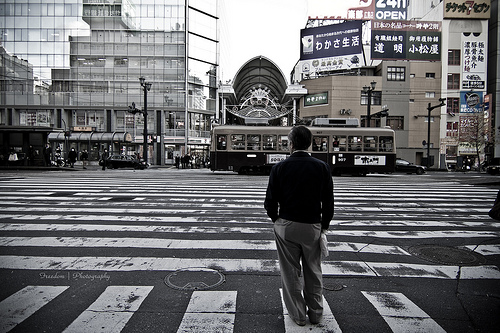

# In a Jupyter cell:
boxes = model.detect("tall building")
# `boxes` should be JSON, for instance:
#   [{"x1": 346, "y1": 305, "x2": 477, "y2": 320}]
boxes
[{"x1": 0, "y1": 0, "x2": 219, "y2": 166}]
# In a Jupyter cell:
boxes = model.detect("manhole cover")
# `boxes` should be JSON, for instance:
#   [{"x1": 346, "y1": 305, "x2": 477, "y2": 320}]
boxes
[
  {"x1": 408, "y1": 245, "x2": 486, "y2": 266},
  {"x1": 164, "y1": 267, "x2": 225, "y2": 291},
  {"x1": 323, "y1": 280, "x2": 345, "y2": 291}
]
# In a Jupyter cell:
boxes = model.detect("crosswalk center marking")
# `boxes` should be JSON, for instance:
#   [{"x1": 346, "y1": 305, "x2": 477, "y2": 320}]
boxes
[
  {"x1": 176, "y1": 290, "x2": 237, "y2": 333},
  {"x1": 361, "y1": 291, "x2": 446, "y2": 333},
  {"x1": 62, "y1": 286, "x2": 153, "y2": 333},
  {"x1": 0, "y1": 285, "x2": 69, "y2": 333}
]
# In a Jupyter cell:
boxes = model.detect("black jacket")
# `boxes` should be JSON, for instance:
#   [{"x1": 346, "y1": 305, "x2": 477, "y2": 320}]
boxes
[{"x1": 264, "y1": 151, "x2": 334, "y2": 230}]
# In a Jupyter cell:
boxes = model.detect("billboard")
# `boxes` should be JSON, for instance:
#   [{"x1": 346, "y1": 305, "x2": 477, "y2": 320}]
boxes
[
  {"x1": 299, "y1": 21, "x2": 363, "y2": 74},
  {"x1": 300, "y1": 21, "x2": 362, "y2": 60},
  {"x1": 461, "y1": 91, "x2": 483, "y2": 113},
  {"x1": 444, "y1": 0, "x2": 491, "y2": 19},
  {"x1": 462, "y1": 33, "x2": 487, "y2": 90},
  {"x1": 371, "y1": 20, "x2": 441, "y2": 61}
]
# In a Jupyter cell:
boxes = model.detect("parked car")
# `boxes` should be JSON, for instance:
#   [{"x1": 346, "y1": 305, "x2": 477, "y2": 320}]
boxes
[
  {"x1": 486, "y1": 164, "x2": 500, "y2": 175},
  {"x1": 105, "y1": 154, "x2": 147, "y2": 169},
  {"x1": 395, "y1": 158, "x2": 426, "y2": 175}
]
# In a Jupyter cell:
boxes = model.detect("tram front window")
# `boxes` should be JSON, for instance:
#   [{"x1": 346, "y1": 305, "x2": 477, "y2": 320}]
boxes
[
  {"x1": 332, "y1": 136, "x2": 346, "y2": 151},
  {"x1": 313, "y1": 136, "x2": 328, "y2": 151},
  {"x1": 247, "y1": 134, "x2": 261, "y2": 150},
  {"x1": 231, "y1": 134, "x2": 245, "y2": 150}
]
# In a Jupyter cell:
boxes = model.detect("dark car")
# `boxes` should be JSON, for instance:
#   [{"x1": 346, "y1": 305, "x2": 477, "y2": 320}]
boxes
[
  {"x1": 105, "y1": 155, "x2": 147, "y2": 169},
  {"x1": 395, "y1": 158, "x2": 426, "y2": 175}
]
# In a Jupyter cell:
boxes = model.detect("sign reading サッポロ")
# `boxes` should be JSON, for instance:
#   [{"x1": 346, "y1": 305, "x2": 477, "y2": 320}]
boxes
[{"x1": 371, "y1": 20, "x2": 441, "y2": 61}]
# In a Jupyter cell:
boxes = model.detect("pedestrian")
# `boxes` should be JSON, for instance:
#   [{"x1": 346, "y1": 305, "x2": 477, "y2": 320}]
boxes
[
  {"x1": 68, "y1": 148, "x2": 77, "y2": 168},
  {"x1": 101, "y1": 149, "x2": 108, "y2": 170},
  {"x1": 81, "y1": 149, "x2": 89, "y2": 169},
  {"x1": 43, "y1": 144, "x2": 52, "y2": 167},
  {"x1": 264, "y1": 125, "x2": 334, "y2": 326}
]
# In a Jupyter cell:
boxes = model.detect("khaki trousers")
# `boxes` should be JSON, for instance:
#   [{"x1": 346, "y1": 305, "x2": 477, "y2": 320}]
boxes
[{"x1": 274, "y1": 218, "x2": 323, "y2": 323}]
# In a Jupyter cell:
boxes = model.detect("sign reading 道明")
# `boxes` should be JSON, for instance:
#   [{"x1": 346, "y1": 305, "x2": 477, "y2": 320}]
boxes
[{"x1": 371, "y1": 20, "x2": 441, "y2": 61}]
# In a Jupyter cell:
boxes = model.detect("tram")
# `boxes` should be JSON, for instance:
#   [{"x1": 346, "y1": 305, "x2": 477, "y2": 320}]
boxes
[{"x1": 210, "y1": 120, "x2": 396, "y2": 175}]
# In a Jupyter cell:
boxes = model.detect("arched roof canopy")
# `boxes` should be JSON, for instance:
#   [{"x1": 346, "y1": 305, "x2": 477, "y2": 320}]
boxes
[{"x1": 232, "y1": 56, "x2": 289, "y2": 105}]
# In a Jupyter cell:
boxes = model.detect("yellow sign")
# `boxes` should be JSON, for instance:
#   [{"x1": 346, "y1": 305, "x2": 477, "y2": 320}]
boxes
[{"x1": 444, "y1": 0, "x2": 491, "y2": 19}]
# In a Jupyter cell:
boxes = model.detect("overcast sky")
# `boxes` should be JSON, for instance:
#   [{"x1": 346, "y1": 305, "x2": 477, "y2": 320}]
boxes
[{"x1": 219, "y1": 0, "x2": 354, "y2": 83}]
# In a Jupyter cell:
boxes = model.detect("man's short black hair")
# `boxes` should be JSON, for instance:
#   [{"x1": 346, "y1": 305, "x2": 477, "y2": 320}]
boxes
[{"x1": 288, "y1": 125, "x2": 312, "y2": 151}]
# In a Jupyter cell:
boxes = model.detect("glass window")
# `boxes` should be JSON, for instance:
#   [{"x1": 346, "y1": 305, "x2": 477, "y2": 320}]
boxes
[
  {"x1": 387, "y1": 66, "x2": 405, "y2": 81},
  {"x1": 360, "y1": 91, "x2": 382, "y2": 105},
  {"x1": 364, "y1": 136, "x2": 377, "y2": 151},
  {"x1": 216, "y1": 135, "x2": 227, "y2": 150},
  {"x1": 447, "y1": 73, "x2": 460, "y2": 89},
  {"x1": 426, "y1": 72, "x2": 435, "y2": 79},
  {"x1": 447, "y1": 97, "x2": 459, "y2": 115},
  {"x1": 278, "y1": 135, "x2": 289, "y2": 151},
  {"x1": 448, "y1": 49, "x2": 460, "y2": 65},
  {"x1": 332, "y1": 136, "x2": 346, "y2": 151},
  {"x1": 348, "y1": 136, "x2": 362, "y2": 151},
  {"x1": 247, "y1": 134, "x2": 261, "y2": 150},
  {"x1": 231, "y1": 134, "x2": 245, "y2": 150},
  {"x1": 446, "y1": 122, "x2": 459, "y2": 137},
  {"x1": 312, "y1": 136, "x2": 328, "y2": 151},
  {"x1": 387, "y1": 116, "x2": 404, "y2": 130},
  {"x1": 263, "y1": 134, "x2": 277, "y2": 150},
  {"x1": 379, "y1": 136, "x2": 394, "y2": 152}
]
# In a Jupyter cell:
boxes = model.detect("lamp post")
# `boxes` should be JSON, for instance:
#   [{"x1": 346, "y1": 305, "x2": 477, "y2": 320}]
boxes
[
  {"x1": 426, "y1": 98, "x2": 446, "y2": 168},
  {"x1": 363, "y1": 81, "x2": 377, "y2": 127},
  {"x1": 129, "y1": 77, "x2": 152, "y2": 164}
]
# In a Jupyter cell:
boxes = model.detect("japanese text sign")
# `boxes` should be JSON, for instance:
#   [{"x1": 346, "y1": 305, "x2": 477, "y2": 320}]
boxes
[
  {"x1": 444, "y1": 0, "x2": 490, "y2": 19},
  {"x1": 371, "y1": 20, "x2": 441, "y2": 61},
  {"x1": 300, "y1": 21, "x2": 362, "y2": 60}
]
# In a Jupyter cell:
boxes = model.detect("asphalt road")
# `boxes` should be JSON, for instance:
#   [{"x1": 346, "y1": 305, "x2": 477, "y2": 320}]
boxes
[{"x1": 0, "y1": 168, "x2": 499, "y2": 333}]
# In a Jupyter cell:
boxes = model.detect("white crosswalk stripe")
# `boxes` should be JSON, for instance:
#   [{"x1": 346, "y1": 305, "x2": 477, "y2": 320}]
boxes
[
  {"x1": 0, "y1": 173, "x2": 498, "y2": 332},
  {"x1": 0, "y1": 286, "x2": 69, "y2": 333},
  {"x1": 62, "y1": 286, "x2": 153, "y2": 333},
  {"x1": 176, "y1": 290, "x2": 237, "y2": 333},
  {"x1": 361, "y1": 291, "x2": 446, "y2": 333}
]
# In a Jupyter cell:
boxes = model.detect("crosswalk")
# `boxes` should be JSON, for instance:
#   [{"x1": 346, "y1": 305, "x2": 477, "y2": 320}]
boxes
[{"x1": 0, "y1": 170, "x2": 499, "y2": 332}]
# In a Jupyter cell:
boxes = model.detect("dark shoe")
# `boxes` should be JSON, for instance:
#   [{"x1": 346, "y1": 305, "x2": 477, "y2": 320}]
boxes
[
  {"x1": 292, "y1": 318, "x2": 306, "y2": 326},
  {"x1": 307, "y1": 310, "x2": 322, "y2": 325}
]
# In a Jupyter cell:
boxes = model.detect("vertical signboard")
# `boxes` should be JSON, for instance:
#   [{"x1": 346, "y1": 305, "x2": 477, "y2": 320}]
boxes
[
  {"x1": 462, "y1": 33, "x2": 487, "y2": 89},
  {"x1": 371, "y1": 20, "x2": 441, "y2": 60}
]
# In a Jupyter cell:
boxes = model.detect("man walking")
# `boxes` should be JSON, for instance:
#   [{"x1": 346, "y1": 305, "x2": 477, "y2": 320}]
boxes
[{"x1": 264, "y1": 125, "x2": 334, "y2": 326}]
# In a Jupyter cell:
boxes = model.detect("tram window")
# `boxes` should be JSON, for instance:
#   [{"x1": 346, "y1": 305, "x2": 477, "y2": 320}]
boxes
[
  {"x1": 312, "y1": 136, "x2": 328, "y2": 151},
  {"x1": 332, "y1": 136, "x2": 346, "y2": 151},
  {"x1": 348, "y1": 136, "x2": 362, "y2": 151},
  {"x1": 278, "y1": 135, "x2": 289, "y2": 151},
  {"x1": 263, "y1": 134, "x2": 277, "y2": 150},
  {"x1": 231, "y1": 134, "x2": 245, "y2": 150},
  {"x1": 247, "y1": 134, "x2": 261, "y2": 150},
  {"x1": 217, "y1": 135, "x2": 227, "y2": 150},
  {"x1": 364, "y1": 136, "x2": 377, "y2": 151},
  {"x1": 379, "y1": 136, "x2": 394, "y2": 152}
]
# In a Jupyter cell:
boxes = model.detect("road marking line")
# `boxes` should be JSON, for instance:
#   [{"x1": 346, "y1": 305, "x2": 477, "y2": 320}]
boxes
[
  {"x1": 361, "y1": 291, "x2": 446, "y2": 333},
  {"x1": 177, "y1": 290, "x2": 237, "y2": 333},
  {"x1": 1, "y1": 256, "x2": 499, "y2": 279},
  {"x1": 0, "y1": 285, "x2": 69, "y2": 333},
  {"x1": 279, "y1": 289, "x2": 342, "y2": 332},
  {"x1": 62, "y1": 286, "x2": 153, "y2": 333}
]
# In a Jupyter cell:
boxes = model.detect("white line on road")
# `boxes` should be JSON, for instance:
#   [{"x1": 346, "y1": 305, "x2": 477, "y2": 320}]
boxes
[
  {"x1": 62, "y1": 286, "x2": 153, "y2": 333},
  {"x1": 279, "y1": 289, "x2": 342, "y2": 332},
  {"x1": 176, "y1": 290, "x2": 237, "y2": 333},
  {"x1": 0, "y1": 285, "x2": 69, "y2": 333},
  {"x1": 361, "y1": 291, "x2": 446, "y2": 333},
  {"x1": 1, "y1": 256, "x2": 499, "y2": 279}
]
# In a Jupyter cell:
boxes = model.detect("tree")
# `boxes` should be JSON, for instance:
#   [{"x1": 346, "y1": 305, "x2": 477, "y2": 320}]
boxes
[{"x1": 459, "y1": 111, "x2": 492, "y2": 170}]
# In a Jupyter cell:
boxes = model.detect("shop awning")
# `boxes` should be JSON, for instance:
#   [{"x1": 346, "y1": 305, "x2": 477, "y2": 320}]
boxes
[{"x1": 48, "y1": 132, "x2": 132, "y2": 143}]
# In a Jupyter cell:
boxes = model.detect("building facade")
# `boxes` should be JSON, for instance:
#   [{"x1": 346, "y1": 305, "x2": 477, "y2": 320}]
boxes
[{"x1": 0, "y1": 0, "x2": 219, "y2": 166}]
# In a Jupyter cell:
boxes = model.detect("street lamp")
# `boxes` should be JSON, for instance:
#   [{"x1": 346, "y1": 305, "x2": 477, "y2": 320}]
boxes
[
  {"x1": 363, "y1": 81, "x2": 377, "y2": 127},
  {"x1": 425, "y1": 98, "x2": 446, "y2": 168},
  {"x1": 129, "y1": 77, "x2": 152, "y2": 164}
]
